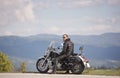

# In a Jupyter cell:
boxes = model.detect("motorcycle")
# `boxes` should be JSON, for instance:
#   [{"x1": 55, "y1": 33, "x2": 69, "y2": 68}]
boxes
[{"x1": 36, "y1": 41, "x2": 90, "y2": 74}]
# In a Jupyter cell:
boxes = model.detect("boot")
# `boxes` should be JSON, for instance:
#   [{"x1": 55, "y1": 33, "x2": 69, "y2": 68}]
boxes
[{"x1": 65, "y1": 70, "x2": 69, "y2": 74}]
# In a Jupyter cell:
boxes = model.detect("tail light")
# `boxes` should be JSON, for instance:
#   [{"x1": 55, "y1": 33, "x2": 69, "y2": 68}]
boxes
[{"x1": 82, "y1": 56, "x2": 89, "y2": 63}]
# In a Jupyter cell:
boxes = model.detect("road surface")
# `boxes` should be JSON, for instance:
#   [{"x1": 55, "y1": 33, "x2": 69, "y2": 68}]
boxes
[{"x1": 0, "y1": 73, "x2": 120, "y2": 78}]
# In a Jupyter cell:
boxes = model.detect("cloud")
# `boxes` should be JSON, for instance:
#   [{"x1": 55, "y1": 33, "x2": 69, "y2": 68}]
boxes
[
  {"x1": 83, "y1": 16, "x2": 120, "y2": 25},
  {"x1": 2, "y1": 31, "x2": 14, "y2": 36},
  {"x1": 39, "y1": 18, "x2": 118, "y2": 35},
  {"x1": 80, "y1": 25, "x2": 111, "y2": 35},
  {"x1": 0, "y1": 0, "x2": 49, "y2": 26},
  {"x1": 0, "y1": 17, "x2": 119, "y2": 36},
  {"x1": 107, "y1": 0, "x2": 120, "y2": 5},
  {"x1": 0, "y1": 0, "x2": 119, "y2": 36},
  {"x1": 0, "y1": 0, "x2": 17, "y2": 26},
  {"x1": 58, "y1": 0, "x2": 120, "y2": 8},
  {"x1": 0, "y1": 0, "x2": 35, "y2": 26},
  {"x1": 58, "y1": 0, "x2": 94, "y2": 8},
  {"x1": 35, "y1": 1, "x2": 49, "y2": 10},
  {"x1": 15, "y1": 0, "x2": 35, "y2": 22}
]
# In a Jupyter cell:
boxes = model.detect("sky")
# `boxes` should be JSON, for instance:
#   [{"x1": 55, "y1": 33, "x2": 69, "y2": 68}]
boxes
[{"x1": 0, "y1": 0, "x2": 120, "y2": 36}]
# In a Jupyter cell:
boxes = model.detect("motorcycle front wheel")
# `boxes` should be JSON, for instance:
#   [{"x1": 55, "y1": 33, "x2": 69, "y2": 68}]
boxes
[
  {"x1": 71, "y1": 60, "x2": 85, "y2": 74},
  {"x1": 36, "y1": 58, "x2": 49, "y2": 73}
]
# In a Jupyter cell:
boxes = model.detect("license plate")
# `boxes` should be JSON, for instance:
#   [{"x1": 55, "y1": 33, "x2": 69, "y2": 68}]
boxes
[{"x1": 86, "y1": 63, "x2": 90, "y2": 68}]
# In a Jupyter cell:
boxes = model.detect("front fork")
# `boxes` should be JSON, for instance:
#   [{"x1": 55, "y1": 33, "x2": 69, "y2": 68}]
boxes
[{"x1": 41, "y1": 55, "x2": 48, "y2": 67}]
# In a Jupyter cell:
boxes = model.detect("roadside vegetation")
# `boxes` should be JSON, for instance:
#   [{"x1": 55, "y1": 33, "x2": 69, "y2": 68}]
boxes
[
  {"x1": 83, "y1": 67, "x2": 120, "y2": 76},
  {"x1": 0, "y1": 51, "x2": 26, "y2": 73},
  {"x1": 0, "y1": 51, "x2": 13, "y2": 72}
]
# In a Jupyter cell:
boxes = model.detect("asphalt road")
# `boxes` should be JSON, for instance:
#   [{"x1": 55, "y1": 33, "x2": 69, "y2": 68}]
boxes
[{"x1": 0, "y1": 73, "x2": 120, "y2": 78}]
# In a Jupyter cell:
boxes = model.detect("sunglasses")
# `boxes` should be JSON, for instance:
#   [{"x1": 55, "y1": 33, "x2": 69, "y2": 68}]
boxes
[{"x1": 63, "y1": 37, "x2": 66, "y2": 38}]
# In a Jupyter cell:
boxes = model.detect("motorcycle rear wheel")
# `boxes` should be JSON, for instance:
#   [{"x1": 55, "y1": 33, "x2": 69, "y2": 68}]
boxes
[
  {"x1": 71, "y1": 61, "x2": 84, "y2": 74},
  {"x1": 36, "y1": 58, "x2": 49, "y2": 73}
]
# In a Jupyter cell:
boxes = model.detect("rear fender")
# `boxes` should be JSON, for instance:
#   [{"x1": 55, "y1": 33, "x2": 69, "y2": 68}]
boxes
[
  {"x1": 78, "y1": 56, "x2": 90, "y2": 68},
  {"x1": 68, "y1": 56, "x2": 82, "y2": 63}
]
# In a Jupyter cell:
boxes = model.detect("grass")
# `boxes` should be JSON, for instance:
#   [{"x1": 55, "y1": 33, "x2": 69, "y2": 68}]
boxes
[
  {"x1": 52, "y1": 68, "x2": 120, "y2": 76},
  {"x1": 83, "y1": 68, "x2": 120, "y2": 76}
]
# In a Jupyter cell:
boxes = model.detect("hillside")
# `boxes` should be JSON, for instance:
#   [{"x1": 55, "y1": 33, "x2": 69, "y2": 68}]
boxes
[{"x1": 0, "y1": 33, "x2": 120, "y2": 71}]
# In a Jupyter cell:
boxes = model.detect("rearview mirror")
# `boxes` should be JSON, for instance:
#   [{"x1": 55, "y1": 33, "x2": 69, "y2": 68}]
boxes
[{"x1": 79, "y1": 46, "x2": 83, "y2": 51}]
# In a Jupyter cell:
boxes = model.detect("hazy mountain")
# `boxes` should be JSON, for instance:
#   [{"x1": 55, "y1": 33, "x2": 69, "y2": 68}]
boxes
[
  {"x1": 71, "y1": 32, "x2": 120, "y2": 47},
  {"x1": 0, "y1": 33, "x2": 120, "y2": 71}
]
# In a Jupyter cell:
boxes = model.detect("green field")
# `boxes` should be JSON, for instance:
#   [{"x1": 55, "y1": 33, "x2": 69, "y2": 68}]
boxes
[
  {"x1": 83, "y1": 68, "x2": 120, "y2": 76},
  {"x1": 55, "y1": 68, "x2": 120, "y2": 76}
]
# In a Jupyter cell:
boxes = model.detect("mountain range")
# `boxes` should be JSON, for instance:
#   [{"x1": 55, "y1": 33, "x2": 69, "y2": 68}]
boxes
[{"x1": 0, "y1": 33, "x2": 120, "y2": 71}]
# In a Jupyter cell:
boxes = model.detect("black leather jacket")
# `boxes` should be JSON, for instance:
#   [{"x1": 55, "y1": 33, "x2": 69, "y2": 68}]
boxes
[{"x1": 60, "y1": 38, "x2": 74, "y2": 56}]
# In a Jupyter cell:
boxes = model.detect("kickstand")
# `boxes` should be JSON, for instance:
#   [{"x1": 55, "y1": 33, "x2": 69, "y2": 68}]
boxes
[
  {"x1": 53, "y1": 54, "x2": 57, "y2": 74},
  {"x1": 54, "y1": 60, "x2": 56, "y2": 74}
]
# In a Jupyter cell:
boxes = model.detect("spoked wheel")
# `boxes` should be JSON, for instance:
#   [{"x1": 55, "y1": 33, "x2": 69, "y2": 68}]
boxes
[
  {"x1": 36, "y1": 58, "x2": 49, "y2": 73},
  {"x1": 71, "y1": 61, "x2": 85, "y2": 74}
]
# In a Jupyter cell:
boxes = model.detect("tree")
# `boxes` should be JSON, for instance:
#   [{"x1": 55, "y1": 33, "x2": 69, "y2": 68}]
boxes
[
  {"x1": 0, "y1": 51, "x2": 13, "y2": 72},
  {"x1": 21, "y1": 62, "x2": 26, "y2": 73}
]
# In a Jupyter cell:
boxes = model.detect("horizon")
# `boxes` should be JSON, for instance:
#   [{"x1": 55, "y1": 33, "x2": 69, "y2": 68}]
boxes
[{"x1": 0, "y1": 32, "x2": 120, "y2": 37}]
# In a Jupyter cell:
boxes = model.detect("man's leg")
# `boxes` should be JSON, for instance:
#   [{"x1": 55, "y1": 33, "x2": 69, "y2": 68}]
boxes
[
  {"x1": 57, "y1": 55, "x2": 70, "y2": 74},
  {"x1": 55, "y1": 54, "x2": 66, "y2": 65},
  {"x1": 48, "y1": 60, "x2": 54, "y2": 74},
  {"x1": 54, "y1": 55, "x2": 67, "y2": 72},
  {"x1": 48, "y1": 55, "x2": 64, "y2": 74}
]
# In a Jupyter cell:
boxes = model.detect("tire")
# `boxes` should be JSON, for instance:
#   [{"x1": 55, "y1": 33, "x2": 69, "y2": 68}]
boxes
[
  {"x1": 36, "y1": 58, "x2": 49, "y2": 73},
  {"x1": 71, "y1": 57, "x2": 85, "y2": 74}
]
